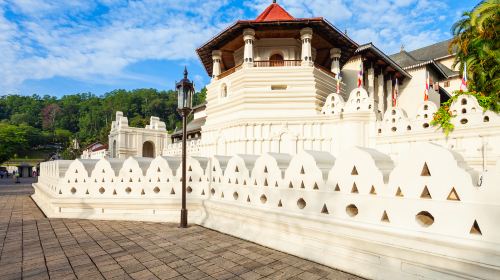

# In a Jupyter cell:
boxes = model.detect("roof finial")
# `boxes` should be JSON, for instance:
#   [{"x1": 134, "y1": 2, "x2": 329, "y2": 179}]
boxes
[
  {"x1": 344, "y1": 29, "x2": 348, "y2": 35},
  {"x1": 183, "y1": 66, "x2": 188, "y2": 79},
  {"x1": 400, "y1": 44, "x2": 405, "y2": 52},
  {"x1": 273, "y1": 0, "x2": 277, "y2": 3}
]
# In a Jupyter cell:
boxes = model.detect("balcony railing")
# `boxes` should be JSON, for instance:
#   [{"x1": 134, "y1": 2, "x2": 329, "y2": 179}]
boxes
[
  {"x1": 254, "y1": 60, "x2": 302, "y2": 67},
  {"x1": 216, "y1": 60, "x2": 337, "y2": 80}
]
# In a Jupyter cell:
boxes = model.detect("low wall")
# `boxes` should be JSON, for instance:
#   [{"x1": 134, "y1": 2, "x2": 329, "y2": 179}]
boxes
[{"x1": 32, "y1": 143, "x2": 500, "y2": 280}]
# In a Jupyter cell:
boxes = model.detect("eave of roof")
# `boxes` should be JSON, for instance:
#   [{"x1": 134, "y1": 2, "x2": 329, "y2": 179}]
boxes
[
  {"x1": 402, "y1": 60, "x2": 448, "y2": 79},
  {"x1": 356, "y1": 43, "x2": 411, "y2": 79}
]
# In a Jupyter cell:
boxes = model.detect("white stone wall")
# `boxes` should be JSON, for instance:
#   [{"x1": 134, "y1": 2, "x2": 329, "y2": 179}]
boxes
[{"x1": 33, "y1": 142, "x2": 500, "y2": 279}]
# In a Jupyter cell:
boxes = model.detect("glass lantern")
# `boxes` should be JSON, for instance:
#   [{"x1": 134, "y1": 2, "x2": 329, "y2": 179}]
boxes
[{"x1": 176, "y1": 67, "x2": 195, "y2": 110}]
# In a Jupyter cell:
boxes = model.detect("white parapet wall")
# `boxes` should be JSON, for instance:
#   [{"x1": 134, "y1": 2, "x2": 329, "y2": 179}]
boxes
[{"x1": 32, "y1": 143, "x2": 500, "y2": 280}]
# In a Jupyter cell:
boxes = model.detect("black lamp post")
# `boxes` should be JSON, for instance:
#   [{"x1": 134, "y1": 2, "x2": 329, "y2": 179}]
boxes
[{"x1": 176, "y1": 67, "x2": 195, "y2": 228}]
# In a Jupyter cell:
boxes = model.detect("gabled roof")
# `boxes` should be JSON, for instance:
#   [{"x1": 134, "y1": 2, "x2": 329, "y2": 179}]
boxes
[
  {"x1": 255, "y1": 2, "x2": 294, "y2": 21},
  {"x1": 406, "y1": 39, "x2": 455, "y2": 61},
  {"x1": 389, "y1": 39, "x2": 458, "y2": 79}
]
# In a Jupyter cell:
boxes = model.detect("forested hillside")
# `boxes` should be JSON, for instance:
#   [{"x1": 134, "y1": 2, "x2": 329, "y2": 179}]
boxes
[{"x1": 0, "y1": 88, "x2": 206, "y2": 163}]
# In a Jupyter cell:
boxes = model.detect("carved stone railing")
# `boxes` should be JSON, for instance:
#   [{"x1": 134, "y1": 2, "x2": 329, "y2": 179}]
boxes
[
  {"x1": 32, "y1": 143, "x2": 500, "y2": 280},
  {"x1": 163, "y1": 139, "x2": 202, "y2": 156}
]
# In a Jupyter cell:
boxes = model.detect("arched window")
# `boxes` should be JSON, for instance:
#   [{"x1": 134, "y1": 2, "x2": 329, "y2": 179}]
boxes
[{"x1": 270, "y1": 54, "x2": 284, "y2": 67}]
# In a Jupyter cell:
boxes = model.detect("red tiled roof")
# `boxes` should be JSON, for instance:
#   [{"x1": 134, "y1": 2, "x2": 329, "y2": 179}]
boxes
[{"x1": 255, "y1": 2, "x2": 294, "y2": 22}]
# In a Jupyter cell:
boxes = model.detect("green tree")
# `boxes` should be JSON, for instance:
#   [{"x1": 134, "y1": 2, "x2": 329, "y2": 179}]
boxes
[{"x1": 450, "y1": 0, "x2": 500, "y2": 106}]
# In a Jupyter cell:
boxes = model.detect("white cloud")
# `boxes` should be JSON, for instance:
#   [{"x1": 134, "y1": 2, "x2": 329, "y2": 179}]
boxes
[{"x1": 0, "y1": 0, "x2": 471, "y2": 94}]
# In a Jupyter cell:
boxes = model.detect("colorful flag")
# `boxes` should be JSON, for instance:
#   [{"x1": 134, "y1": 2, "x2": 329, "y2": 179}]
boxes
[
  {"x1": 392, "y1": 78, "x2": 398, "y2": 107},
  {"x1": 336, "y1": 73, "x2": 342, "y2": 94},
  {"x1": 357, "y1": 62, "x2": 363, "y2": 88},
  {"x1": 460, "y1": 62, "x2": 468, "y2": 91},
  {"x1": 424, "y1": 71, "x2": 429, "y2": 101}
]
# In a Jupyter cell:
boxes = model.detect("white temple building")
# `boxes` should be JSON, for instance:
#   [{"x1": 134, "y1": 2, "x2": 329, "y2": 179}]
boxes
[{"x1": 35, "y1": 2, "x2": 500, "y2": 279}]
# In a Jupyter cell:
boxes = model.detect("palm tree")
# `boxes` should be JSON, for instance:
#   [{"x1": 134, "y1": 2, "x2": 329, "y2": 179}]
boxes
[{"x1": 449, "y1": 0, "x2": 499, "y2": 106}]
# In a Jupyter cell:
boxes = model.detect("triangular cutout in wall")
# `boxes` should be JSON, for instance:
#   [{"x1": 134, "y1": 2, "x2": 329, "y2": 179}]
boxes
[
  {"x1": 447, "y1": 187, "x2": 460, "y2": 201},
  {"x1": 188, "y1": 166, "x2": 192, "y2": 171},
  {"x1": 421, "y1": 162, "x2": 431, "y2": 176},
  {"x1": 141, "y1": 189, "x2": 145, "y2": 195},
  {"x1": 235, "y1": 166, "x2": 239, "y2": 172},
  {"x1": 275, "y1": 181, "x2": 279, "y2": 187},
  {"x1": 264, "y1": 166, "x2": 268, "y2": 173},
  {"x1": 278, "y1": 200, "x2": 282, "y2": 207},
  {"x1": 470, "y1": 220, "x2": 482, "y2": 235},
  {"x1": 247, "y1": 195, "x2": 251, "y2": 202},
  {"x1": 201, "y1": 189, "x2": 205, "y2": 195},
  {"x1": 321, "y1": 204, "x2": 329, "y2": 214},
  {"x1": 381, "y1": 211, "x2": 390, "y2": 222},
  {"x1": 396, "y1": 187, "x2": 404, "y2": 197},
  {"x1": 313, "y1": 182, "x2": 319, "y2": 190},
  {"x1": 221, "y1": 192, "x2": 224, "y2": 198},
  {"x1": 300, "y1": 166, "x2": 305, "y2": 174},
  {"x1": 289, "y1": 182, "x2": 293, "y2": 188},
  {"x1": 351, "y1": 166, "x2": 358, "y2": 175},
  {"x1": 300, "y1": 181, "x2": 305, "y2": 189},
  {"x1": 113, "y1": 189, "x2": 117, "y2": 195},
  {"x1": 334, "y1": 184, "x2": 340, "y2": 191},
  {"x1": 351, "y1": 182, "x2": 359, "y2": 193},
  {"x1": 420, "y1": 186, "x2": 432, "y2": 199},
  {"x1": 170, "y1": 188, "x2": 175, "y2": 195},
  {"x1": 370, "y1": 185, "x2": 377, "y2": 195},
  {"x1": 264, "y1": 178, "x2": 268, "y2": 186}
]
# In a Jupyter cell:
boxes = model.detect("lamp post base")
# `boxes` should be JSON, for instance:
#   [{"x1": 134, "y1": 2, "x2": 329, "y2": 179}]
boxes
[{"x1": 180, "y1": 209, "x2": 188, "y2": 228}]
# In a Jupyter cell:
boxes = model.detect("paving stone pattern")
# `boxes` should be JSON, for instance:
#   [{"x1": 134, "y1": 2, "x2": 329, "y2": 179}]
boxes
[{"x1": 0, "y1": 193, "x2": 364, "y2": 279}]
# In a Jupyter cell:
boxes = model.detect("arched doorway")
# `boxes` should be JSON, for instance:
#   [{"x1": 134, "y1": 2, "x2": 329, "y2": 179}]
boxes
[
  {"x1": 142, "y1": 141, "x2": 155, "y2": 158},
  {"x1": 270, "y1": 53, "x2": 284, "y2": 67}
]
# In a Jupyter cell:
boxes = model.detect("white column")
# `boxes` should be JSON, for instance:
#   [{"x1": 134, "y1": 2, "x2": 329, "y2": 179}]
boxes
[
  {"x1": 386, "y1": 78, "x2": 393, "y2": 112},
  {"x1": 330, "y1": 48, "x2": 341, "y2": 75},
  {"x1": 300, "y1": 28, "x2": 313, "y2": 66},
  {"x1": 368, "y1": 67, "x2": 375, "y2": 100},
  {"x1": 243, "y1": 28, "x2": 255, "y2": 68},
  {"x1": 377, "y1": 72, "x2": 385, "y2": 113},
  {"x1": 212, "y1": 50, "x2": 222, "y2": 78}
]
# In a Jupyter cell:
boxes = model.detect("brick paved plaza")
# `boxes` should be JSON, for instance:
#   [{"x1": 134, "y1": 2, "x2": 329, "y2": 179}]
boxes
[{"x1": 0, "y1": 183, "x2": 363, "y2": 280}]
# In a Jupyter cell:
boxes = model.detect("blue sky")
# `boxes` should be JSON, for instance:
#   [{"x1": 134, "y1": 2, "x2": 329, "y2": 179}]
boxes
[{"x1": 0, "y1": 0, "x2": 477, "y2": 97}]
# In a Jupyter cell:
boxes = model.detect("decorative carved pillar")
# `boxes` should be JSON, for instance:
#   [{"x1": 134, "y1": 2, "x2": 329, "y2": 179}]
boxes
[
  {"x1": 330, "y1": 48, "x2": 341, "y2": 75},
  {"x1": 377, "y1": 72, "x2": 385, "y2": 113},
  {"x1": 300, "y1": 28, "x2": 313, "y2": 66},
  {"x1": 243, "y1": 28, "x2": 255, "y2": 68},
  {"x1": 212, "y1": 50, "x2": 222, "y2": 78},
  {"x1": 386, "y1": 78, "x2": 393, "y2": 112}
]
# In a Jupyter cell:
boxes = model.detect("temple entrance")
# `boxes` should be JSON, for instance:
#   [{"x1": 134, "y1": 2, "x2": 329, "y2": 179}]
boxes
[
  {"x1": 270, "y1": 54, "x2": 284, "y2": 67},
  {"x1": 142, "y1": 141, "x2": 155, "y2": 158}
]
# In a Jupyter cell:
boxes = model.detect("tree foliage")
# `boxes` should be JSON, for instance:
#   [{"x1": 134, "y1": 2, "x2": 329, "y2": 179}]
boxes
[
  {"x1": 0, "y1": 87, "x2": 206, "y2": 163},
  {"x1": 450, "y1": 0, "x2": 500, "y2": 102}
]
